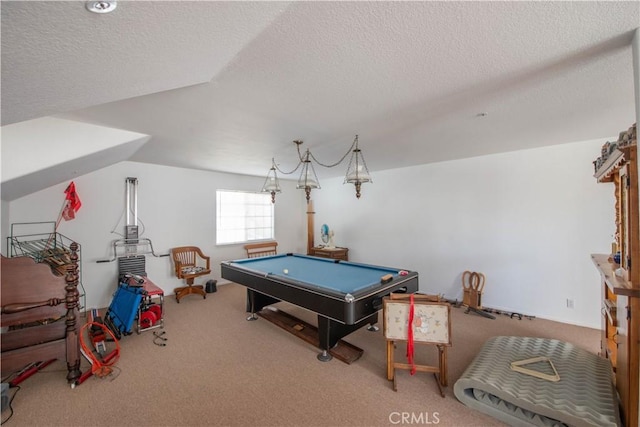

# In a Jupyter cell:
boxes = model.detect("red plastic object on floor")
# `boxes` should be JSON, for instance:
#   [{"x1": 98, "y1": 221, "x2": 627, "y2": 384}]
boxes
[{"x1": 9, "y1": 359, "x2": 56, "y2": 387}]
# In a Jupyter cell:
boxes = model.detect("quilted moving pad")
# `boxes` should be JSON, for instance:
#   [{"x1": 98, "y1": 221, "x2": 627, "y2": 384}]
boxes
[{"x1": 454, "y1": 336, "x2": 620, "y2": 427}]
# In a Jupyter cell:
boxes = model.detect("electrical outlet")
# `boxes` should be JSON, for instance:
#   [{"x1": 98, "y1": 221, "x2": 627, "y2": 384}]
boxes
[{"x1": 566, "y1": 299, "x2": 574, "y2": 309}]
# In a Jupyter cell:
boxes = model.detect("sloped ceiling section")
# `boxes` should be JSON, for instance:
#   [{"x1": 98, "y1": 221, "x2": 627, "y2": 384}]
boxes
[
  {"x1": 0, "y1": 1, "x2": 291, "y2": 125},
  {"x1": 1, "y1": 118, "x2": 149, "y2": 201},
  {"x1": 1, "y1": 1, "x2": 639, "y2": 191},
  {"x1": 0, "y1": 1, "x2": 289, "y2": 201}
]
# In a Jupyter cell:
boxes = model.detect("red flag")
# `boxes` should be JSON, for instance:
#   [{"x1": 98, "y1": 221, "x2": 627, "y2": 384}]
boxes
[
  {"x1": 406, "y1": 293, "x2": 416, "y2": 375},
  {"x1": 62, "y1": 182, "x2": 81, "y2": 221}
]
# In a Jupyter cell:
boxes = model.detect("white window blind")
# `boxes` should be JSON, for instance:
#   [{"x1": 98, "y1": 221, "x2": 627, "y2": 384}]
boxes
[{"x1": 216, "y1": 190, "x2": 274, "y2": 245}]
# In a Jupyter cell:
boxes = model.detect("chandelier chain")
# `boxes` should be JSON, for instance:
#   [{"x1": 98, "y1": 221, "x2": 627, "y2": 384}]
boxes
[
  {"x1": 308, "y1": 135, "x2": 358, "y2": 168},
  {"x1": 262, "y1": 134, "x2": 370, "y2": 204},
  {"x1": 271, "y1": 135, "x2": 359, "y2": 174},
  {"x1": 272, "y1": 158, "x2": 302, "y2": 176}
]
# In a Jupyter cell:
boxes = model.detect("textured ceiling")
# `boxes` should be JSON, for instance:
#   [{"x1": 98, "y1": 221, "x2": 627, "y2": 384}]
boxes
[{"x1": 2, "y1": 1, "x2": 639, "y2": 185}]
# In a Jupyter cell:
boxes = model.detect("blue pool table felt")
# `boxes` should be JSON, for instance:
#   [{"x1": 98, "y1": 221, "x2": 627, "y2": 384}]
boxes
[{"x1": 232, "y1": 254, "x2": 400, "y2": 294}]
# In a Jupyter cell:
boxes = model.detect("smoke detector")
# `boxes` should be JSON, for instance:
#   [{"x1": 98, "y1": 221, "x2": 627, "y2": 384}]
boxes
[{"x1": 86, "y1": 1, "x2": 117, "y2": 14}]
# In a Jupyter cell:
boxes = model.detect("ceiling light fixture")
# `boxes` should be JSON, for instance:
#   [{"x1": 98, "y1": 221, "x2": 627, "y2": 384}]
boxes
[
  {"x1": 86, "y1": 1, "x2": 117, "y2": 14},
  {"x1": 261, "y1": 162, "x2": 281, "y2": 204},
  {"x1": 262, "y1": 135, "x2": 372, "y2": 204}
]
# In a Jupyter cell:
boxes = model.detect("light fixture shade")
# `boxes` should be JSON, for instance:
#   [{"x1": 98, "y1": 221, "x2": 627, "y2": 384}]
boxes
[
  {"x1": 296, "y1": 148, "x2": 321, "y2": 189},
  {"x1": 344, "y1": 137, "x2": 372, "y2": 198},
  {"x1": 296, "y1": 160, "x2": 321, "y2": 190},
  {"x1": 261, "y1": 165, "x2": 281, "y2": 203},
  {"x1": 296, "y1": 150, "x2": 320, "y2": 202},
  {"x1": 345, "y1": 161, "x2": 372, "y2": 183},
  {"x1": 262, "y1": 168, "x2": 281, "y2": 191}
]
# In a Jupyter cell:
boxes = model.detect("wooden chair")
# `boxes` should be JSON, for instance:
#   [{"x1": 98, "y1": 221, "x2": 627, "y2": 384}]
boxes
[
  {"x1": 383, "y1": 293, "x2": 451, "y2": 397},
  {"x1": 243, "y1": 241, "x2": 278, "y2": 258},
  {"x1": 171, "y1": 246, "x2": 210, "y2": 303}
]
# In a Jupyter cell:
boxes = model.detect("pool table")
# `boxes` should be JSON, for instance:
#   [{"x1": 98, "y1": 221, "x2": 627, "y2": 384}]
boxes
[{"x1": 221, "y1": 253, "x2": 418, "y2": 361}]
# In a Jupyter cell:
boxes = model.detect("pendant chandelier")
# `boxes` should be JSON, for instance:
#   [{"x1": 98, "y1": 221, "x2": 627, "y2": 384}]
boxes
[{"x1": 261, "y1": 135, "x2": 372, "y2": 203}]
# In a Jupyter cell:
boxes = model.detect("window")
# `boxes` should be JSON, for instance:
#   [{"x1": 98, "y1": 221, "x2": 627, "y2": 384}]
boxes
[{"x1": 216, "y1": 190, "x2": 275, "y2": 245}]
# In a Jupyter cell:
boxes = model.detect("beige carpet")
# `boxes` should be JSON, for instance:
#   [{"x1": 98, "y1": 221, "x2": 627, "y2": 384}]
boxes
[{"x1": 2, "y1": 283, "x2": 600, "y2": 427}]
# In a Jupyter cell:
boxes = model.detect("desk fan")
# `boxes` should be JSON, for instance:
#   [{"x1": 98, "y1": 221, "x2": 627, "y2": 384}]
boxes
[{"x1": 321, "y1": 224, "x2": 335, "y2": 248}]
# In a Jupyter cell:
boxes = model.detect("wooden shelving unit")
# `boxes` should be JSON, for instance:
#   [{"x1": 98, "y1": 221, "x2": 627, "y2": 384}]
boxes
[{"x1": 592, "y1": 123, "x2": 638, "y2": 427}]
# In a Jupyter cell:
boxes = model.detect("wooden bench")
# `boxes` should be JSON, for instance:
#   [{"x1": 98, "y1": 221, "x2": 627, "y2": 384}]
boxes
[{"x1": 244, "y1": 241, "x2": 278, "y2": 258}]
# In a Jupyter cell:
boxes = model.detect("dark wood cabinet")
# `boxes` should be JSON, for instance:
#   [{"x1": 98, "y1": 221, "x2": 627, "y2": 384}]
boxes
[{"x1": 309, "y1": 246, "x2": 349, "y2": 261}]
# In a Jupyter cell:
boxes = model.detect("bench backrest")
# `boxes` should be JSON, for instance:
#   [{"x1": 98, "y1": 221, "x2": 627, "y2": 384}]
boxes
[{"x1": 244, "y1": 241, "x2": 278, "y2": 258}]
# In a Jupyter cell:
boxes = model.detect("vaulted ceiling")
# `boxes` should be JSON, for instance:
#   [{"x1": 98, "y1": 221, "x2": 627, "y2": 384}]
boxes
[{"x1": 2, "y1": 1, "x2": 639, "y2": 197}]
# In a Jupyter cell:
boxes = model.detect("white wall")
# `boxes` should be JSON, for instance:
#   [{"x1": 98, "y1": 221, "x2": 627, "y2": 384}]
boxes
[
  {"x1": 1, "y1": 200, "x2": 8, "y2": 250},
  {"x1": 313, "y1": 139, "x2": 614, "y2": 328},
  {"x1": 1, "y1": 117, "x2": 148, "y2": 183},
  {"x1": 1, "y1": 117, "x2": 149, "y2": 201},
  {"x1": 4, "y1": 161, "x2": 306, "y2": 309},
  {"x1": 3, "y1": 139, "x2": 616, "y2": 328}
]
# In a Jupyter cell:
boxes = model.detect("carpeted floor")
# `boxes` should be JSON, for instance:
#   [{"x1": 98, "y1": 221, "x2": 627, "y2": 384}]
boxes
[{"x1": 1, "y1": 283, "x2": 600, "y2": 426}]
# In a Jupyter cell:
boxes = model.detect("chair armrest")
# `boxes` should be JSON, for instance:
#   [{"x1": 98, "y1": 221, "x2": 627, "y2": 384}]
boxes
[
  {"x1": 193, "y1": 248, "x2": 210, "y2": 269},
  {"x1": 174, "y1": 260, "x2": 184, "y2": 277}
]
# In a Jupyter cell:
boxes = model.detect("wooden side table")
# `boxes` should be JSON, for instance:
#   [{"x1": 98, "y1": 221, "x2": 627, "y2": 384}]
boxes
[{"x1": 309, "y1": 246, "x2": 349, "y2": 261}]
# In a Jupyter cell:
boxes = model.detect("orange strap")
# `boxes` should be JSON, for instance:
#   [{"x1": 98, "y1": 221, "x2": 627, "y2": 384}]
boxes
[
  {"x1": 80, "y1": 321, "x2": 120, "y2": 377},
  {"x1": 406, "y1": 294, "x2": 416, "y2": 375}
]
